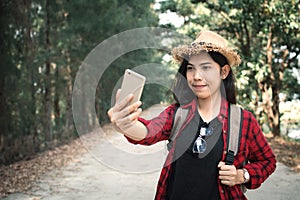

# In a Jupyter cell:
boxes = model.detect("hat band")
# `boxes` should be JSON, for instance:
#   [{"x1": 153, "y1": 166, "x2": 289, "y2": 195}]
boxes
[
  {"x1": 189, "y1": 41, "x2": 221, "y2": 53},
  {"x1": 191, "y1": 41, "x2": 213, "y2": 47}
]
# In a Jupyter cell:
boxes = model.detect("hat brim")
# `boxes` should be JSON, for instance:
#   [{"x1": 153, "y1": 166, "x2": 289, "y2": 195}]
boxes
[{"x1": 172, "y1": 43, "x2": 241, "y2": 67}]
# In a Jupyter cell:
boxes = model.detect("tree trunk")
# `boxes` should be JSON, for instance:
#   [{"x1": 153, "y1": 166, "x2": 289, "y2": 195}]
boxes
[
  {"x1": 271, "y1": 85, "x2": 280, "y2": 137},
  {"x1": 264, "y1": 25, "x2": 281, "y2": 137},
  {"x1": 24, "y1": 1, "x2": 39, "y2": 152},
  {"x1": 44, "y1": 0, "x2": 52, "y2": 147},
  {"x1": 65, "y1": 65, "x2": 73, "y2": 138},
  {"x1": 0, "y1": 79, "x2": 5, "y2": 153},
  {"x1": 54, "y1": 67, "x2": 60, "y2": 129}
]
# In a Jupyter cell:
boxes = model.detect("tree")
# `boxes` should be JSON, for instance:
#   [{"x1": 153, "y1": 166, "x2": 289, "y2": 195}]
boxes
[
  {"x1": 0, "y1": 0, "x2": 160, "y2": 165},
  {"x1": 158, "y1": 0, "x2": 300, "y2": 137}
]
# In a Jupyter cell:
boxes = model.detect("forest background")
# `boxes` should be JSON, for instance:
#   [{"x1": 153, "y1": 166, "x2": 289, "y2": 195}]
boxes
[{"x1": 0, "y1": 0, "x2": 299, "y2": 167}]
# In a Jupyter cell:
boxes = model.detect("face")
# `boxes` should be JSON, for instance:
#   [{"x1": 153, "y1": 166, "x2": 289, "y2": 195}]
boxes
[{"x1": 186, "y1": 52, "x2": 229, "y2": 101}]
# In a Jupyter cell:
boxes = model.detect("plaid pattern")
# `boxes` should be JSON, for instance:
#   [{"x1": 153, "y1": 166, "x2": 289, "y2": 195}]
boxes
[{"x1": 126, "y1": 99, "x2": 276, "y2": 200}]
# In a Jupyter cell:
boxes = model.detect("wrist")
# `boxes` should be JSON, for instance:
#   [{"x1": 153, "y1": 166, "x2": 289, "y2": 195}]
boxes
[
  {"x1": 242, "y1": 168, "x2": 250, "y2": 184},
  {"x1": 237, "y1": 169, "x2": 245, "y2": 184},
  {"x1": 123, "y1": 121, "x2": 147, "y2": 141}
]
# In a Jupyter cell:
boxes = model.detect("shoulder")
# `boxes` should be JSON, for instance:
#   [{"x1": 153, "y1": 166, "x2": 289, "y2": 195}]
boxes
[
  {"x1": 230, "y1": 104, "x2": 256, "y2": 122},
  {"x1": 240, "y1": 108, "x2": 262, "y2": 133},
  {"x1": 163, "y1": 103, "x2": 178, "y2": 116},
  {"x1": 241, "y1": 109, "x2": 257, "y2": 122}
]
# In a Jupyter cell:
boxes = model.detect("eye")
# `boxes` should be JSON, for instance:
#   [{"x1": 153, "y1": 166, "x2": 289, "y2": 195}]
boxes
[
  {"x1": 187, "y1": 65, "x2": 194, "y2": 70},
  {"x1": 201, "y1": 65, "x2": 211, "y2": 70}
]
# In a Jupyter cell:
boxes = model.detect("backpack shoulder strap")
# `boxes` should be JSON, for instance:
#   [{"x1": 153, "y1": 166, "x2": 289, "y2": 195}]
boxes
[
  {"x1": 225, "y1": 104, "x2": 243, "y2": 165},
  {"x1": 167, "y1": 106, "x2": 189, "y2": 150},
  {"x1": 168, "y1": 104, "x2": 243, "y2": 158}
]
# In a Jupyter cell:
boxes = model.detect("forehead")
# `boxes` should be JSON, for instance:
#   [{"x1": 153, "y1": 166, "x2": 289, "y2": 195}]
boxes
[{"x1": 188, "y1": 52, "x2": 214, "y2": 65}]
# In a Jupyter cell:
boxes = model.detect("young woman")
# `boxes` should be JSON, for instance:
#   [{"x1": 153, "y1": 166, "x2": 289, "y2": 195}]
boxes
[{"x1": 108, "y1": 30, "x2": 276, "y2": 200}]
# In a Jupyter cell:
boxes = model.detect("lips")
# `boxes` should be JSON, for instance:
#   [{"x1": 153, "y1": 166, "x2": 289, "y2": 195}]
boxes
[{"x1": 192, "y1": 84, "x2": 207, "y2": 90}]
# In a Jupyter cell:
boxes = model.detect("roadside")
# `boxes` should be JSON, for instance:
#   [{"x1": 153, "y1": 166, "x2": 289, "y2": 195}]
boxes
[{"x1": 246, "y1": 162, "x2": 300, "y2": 200}]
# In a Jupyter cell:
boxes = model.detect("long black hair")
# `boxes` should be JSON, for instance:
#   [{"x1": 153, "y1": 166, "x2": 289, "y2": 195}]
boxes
[{"x1": 171, "y1": 51, "x2": 237, "y2": 105}]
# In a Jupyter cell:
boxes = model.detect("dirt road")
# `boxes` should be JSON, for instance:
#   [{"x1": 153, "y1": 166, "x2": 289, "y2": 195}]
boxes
[
  {"x1": 2, "y1": 131, "x2": 300, "y2": 200},
  {"x1": 2, "y1": 106, "x2": 300, "y2": 200}
]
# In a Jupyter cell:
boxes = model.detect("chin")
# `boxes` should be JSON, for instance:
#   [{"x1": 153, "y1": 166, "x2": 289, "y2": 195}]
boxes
[{"x1": 195, "y1": 94, "x2": 212, "y2": 100}]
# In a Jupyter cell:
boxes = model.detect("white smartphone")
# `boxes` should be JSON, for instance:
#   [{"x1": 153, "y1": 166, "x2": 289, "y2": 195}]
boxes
[{"x1": 117, "y1": 69, "x2": 146, "y2": 105}]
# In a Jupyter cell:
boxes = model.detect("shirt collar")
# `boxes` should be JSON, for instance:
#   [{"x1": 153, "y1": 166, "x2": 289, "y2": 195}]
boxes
[
  {"x1": 218, "y1": 98, "x2": 229, "y2": 122},
  {"x1": 180, "y1": 98, "x2": 197, "y2": 111}
]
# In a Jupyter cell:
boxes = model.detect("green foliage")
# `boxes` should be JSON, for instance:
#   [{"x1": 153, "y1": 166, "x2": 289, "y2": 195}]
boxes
[
  {"x1": 158, "y1": 0, "x2": 300, "y2": 136},
  {"x1": 0, "y1": 0, "x2": 159, "y2": 165}
]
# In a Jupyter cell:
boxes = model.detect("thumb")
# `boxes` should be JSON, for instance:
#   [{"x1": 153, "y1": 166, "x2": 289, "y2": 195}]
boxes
[{"x1": 218, "y1": 161, "x2": 225, "y2": 168}]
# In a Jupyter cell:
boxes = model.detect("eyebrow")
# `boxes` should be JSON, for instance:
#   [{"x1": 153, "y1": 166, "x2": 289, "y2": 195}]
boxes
[{"x1": 187, "y1": 62, "x2": 212, "y2": 66}]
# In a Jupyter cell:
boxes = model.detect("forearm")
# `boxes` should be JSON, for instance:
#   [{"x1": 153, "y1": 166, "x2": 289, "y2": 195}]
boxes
[
  {"x1": 243, "y1": 158, "x2": 276, "y2": 189},
  {"x1": 121, "y1": 120, "x2": 148, "y2": 141}
]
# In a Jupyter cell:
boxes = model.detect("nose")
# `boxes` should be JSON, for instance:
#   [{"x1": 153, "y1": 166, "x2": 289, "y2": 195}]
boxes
[{"x1": 193, "y1": 69, "x2": 204, "y2": 80}]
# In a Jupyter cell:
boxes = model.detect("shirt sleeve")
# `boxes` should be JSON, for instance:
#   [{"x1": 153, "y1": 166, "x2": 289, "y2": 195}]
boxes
[
  {"x1": 125, "y1": 104, "x2": 177, "y2": 145},
  {"x1": 243, "y1": 111, "x2": 277, "y2": 189}
]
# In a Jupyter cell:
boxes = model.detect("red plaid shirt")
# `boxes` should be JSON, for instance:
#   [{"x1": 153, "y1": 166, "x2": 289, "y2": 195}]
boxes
[{"x1": 126, "y1": 99, "x2": 276, "y2": 200}]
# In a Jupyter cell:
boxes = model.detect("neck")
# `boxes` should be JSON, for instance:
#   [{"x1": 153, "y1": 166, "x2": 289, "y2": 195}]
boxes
[{"x1": 197, "y1": 93, "x2": 222, "y2": 122}]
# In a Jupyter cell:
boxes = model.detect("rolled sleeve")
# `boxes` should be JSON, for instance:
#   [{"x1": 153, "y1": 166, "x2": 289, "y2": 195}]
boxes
[
  {"x1": 125, "y1": 104, "x2": 177, "y2": 146},
  {"x1": 244, "y1": 113, "x2": 277, "y2": 189}
]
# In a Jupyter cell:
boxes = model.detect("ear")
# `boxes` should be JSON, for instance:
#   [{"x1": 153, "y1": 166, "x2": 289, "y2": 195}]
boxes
[{"x1": 221, "y1": 64, "x2": 230, "y2": 79}]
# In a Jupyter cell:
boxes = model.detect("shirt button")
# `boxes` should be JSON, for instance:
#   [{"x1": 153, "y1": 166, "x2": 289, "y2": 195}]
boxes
[
  {"x1": 223, "y1": 150, "x2": 227, "y2": 154},
  {"x1": 221, "y1": 190, "x2": 224, "y2": 193},
  {"x1": 223, "y1": 130, "x2": 227, "y2": 134}
]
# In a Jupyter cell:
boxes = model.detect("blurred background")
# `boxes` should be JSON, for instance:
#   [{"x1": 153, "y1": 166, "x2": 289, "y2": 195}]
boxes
[{"x1": 0, "y1": 0, "x2": 299, "y2": 169}]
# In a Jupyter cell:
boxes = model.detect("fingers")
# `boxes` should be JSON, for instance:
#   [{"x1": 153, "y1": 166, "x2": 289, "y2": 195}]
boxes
[
  {"x1": 108, "y1": 92, "x2": 136, "y2": 119},
  {"x1": 218, "y1": 161, "x2": 225, "y2": 168},
  {"x1": 114, "y1": 108, "x2": 142, "y2": 130},
  {"x1": 118, "y1": 101, "x2": 142, "y2": 118},
  {"x1": 114, "y1": 93, "x2": 135, "y2": 112},
  {"x1": 218, "y1": 161, "x2": 237, "y2": 186},
  {"x1": 110, "y1": 100, "x2": 142, "y2": 122},
  {"x1": 107, "y1": 91, "x2": 142, "y2": 132}
]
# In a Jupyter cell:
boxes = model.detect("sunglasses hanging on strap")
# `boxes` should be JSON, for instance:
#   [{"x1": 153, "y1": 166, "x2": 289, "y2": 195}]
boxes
[{"x1": 168, "y1": 104, "x2": 243, "y2": 164}]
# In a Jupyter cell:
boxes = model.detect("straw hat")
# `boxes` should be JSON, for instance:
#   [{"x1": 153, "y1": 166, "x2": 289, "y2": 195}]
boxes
[{"x1": 172, "y1": 30, "x2": 241, "y2": 67}]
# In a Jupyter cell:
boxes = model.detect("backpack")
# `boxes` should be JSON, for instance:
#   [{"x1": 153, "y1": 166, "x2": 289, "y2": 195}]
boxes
[{"x1": 168, "y1": 104, "x2": 243, "y2": 165}]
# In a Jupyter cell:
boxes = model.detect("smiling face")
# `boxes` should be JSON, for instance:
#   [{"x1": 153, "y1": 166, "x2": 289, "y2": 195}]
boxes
[{"x1": 186, "y1": 52, "x2": 230, "y2": 102}]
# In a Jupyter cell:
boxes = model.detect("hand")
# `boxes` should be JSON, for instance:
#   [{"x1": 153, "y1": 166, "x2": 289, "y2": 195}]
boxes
[
  {"x1": 107, "y1": 89, "x2": 143, "y2": 132},
  {"x1": 218, "y1": 161, "x2": 243, "y2": 186}
]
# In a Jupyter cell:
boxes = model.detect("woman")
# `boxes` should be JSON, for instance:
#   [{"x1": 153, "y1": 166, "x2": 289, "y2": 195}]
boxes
[{"x1": 108, "y1": 30, "x2": 276, "y2": 200}]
